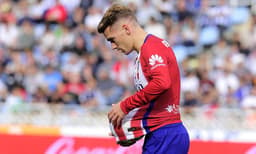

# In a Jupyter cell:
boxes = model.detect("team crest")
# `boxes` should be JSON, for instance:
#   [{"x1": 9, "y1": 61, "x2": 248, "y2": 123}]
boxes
[{"x1": 166, "y1": 104, "x2": 180, "y2": 114}]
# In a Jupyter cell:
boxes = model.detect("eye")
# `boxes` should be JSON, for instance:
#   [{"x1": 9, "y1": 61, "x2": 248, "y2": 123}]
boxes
[
  {"x1": 110, "y1": 39, "x2": 115, "y2": 44},
  {"x1": 107, "y1": 38, "x2": 115, "y2": 44}
]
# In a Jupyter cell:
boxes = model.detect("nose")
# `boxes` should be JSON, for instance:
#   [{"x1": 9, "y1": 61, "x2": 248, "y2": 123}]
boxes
[{"x1": 111, "y1": 42, "x2": 117, "y2": 50}]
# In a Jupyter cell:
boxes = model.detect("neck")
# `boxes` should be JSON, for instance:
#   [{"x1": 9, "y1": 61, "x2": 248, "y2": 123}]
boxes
[{"x1": 133, "y1": 27, "x2": 148, "y2": 53}]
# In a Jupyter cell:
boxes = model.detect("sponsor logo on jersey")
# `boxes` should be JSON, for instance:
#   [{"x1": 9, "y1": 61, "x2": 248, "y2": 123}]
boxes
[{"x1": 149, "y1": 54, "x2": 163, "y2": 66}]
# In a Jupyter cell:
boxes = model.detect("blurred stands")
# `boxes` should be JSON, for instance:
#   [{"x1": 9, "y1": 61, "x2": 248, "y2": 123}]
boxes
[{"x1": 0, "y1": 0, "x2": 256, "y2": 135}]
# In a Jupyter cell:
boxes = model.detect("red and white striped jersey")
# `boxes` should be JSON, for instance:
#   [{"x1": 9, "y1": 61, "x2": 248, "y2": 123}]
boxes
[{"x1": 111, "y1": 34, "x2": 181, "y2": 142}]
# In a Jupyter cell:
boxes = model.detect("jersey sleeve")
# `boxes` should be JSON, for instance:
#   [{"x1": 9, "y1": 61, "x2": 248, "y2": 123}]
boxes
[{"x1": 120, "y1": 42, "x2": 172, "y2": 114}]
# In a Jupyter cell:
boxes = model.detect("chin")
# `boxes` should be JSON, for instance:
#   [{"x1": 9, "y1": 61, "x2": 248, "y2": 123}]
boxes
[{"x1": 124, "y1": 50, "x2": 133, "y2": 55}]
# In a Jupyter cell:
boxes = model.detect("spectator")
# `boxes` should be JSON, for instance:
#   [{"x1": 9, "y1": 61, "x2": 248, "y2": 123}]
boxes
[
  {"x1": 208, "y1": 0, "x2": 231, "y2": 34},
  {"x1": 4, "y1": 86, "x2": 26, "y2": 112},
  {"x1": 62, "y1": 34, "x2": 89, "y2": 56},
  {"x1": 84, "y1": 7, "x2": 102, "y2": 34},
  {"x1": 66, "y1": 7, "x2": 85, "y2": 28},
  {"x1": 0, "y1": 79, "x2": 7, "y2": 102},
  {"x1": 0, "y1": 8, "x2": 18, "y2": 49},
  {"x1": 181, "y1": 16, "x2": 199, "y2": 48},
  {"x1": 96, "y1": 66, "x2": 125, "y2": 106},
  {"x1": 41, "y1": 64, "x2": 63, "y2": 93},
  {"x1": 144, "y1": 16, "x2": 167, "y2": 39},
  {"x1": 241, "y1": 84, "x2": 256, "y2": 109},
  {"x1": 28, "y1": 0, "x2": 52, "y2": 23},
  {"x1": 136, "y1": 0, "x2": 162, "y2": 26},
  {"x1": 153, "y1": 0, "x2": 174, "y2": 17},
  {"x1": 175, "y1": 0, "x2": 193, "y2": 23},
  {"x1": 44, "y1": 0, "x2": 68, "y2": 24},
  {"x1": 182, "y1": 91, "x2": 199, "y2": 115},
  {"x1": 0, "y1": 0, "x2": 256, "y2": 114},
  {"x1": 79, "y1": 79, "x2": 101, "y2": 110},
  {"x1": 16, "y1": 18, "x2": 36, "y2": 50}
]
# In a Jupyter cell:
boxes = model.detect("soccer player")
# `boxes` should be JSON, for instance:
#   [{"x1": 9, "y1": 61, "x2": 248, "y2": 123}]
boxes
[{"x1": 97, "y1": 3, "x2": 190, "y2": 154}]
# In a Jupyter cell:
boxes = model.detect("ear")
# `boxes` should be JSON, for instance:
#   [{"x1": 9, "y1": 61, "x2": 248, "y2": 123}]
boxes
[{"x1": 122, "y1": 24, "x2": 131, "y2": 35}]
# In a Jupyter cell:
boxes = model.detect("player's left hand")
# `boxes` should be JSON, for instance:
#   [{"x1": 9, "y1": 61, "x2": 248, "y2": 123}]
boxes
[{"x1": 108, "y1": 103, "x2": 125, "y2": 127}]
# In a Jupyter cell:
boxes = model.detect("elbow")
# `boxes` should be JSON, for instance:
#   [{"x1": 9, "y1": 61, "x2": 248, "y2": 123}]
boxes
[{"x1": 158, "y1": 79, "x2": 171, "y2": 91}]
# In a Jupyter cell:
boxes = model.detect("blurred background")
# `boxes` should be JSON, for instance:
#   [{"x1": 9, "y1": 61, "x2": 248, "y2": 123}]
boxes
[{"x1": 0, "y1": 0, "x2": 256, "y2": 154}]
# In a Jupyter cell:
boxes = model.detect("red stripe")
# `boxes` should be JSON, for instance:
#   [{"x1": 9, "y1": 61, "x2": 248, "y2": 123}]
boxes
[
  {"x1": 114, "y1": 126, "x2": 126, "y2": 141},
  {"x1": 130, "y1": 105, "x2": 149, "y2": 138}
]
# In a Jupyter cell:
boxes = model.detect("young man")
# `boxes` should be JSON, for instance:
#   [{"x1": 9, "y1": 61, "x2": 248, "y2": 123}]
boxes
[{"x1": 97, "y1": 3, "x2": 190, "y2": 154}]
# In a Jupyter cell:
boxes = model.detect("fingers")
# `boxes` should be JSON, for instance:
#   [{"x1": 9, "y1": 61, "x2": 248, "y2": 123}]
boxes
[
  {"x1": 108, "y1": 111, "x2": 122, "y2": 127},
  {"x1": 107, "y1": 104, "x2": 116, "y2": 122},
  {"x1": 108, "y1": 110, "x2": 113, "y2": 122},
  {"x1": 111, "y1": 114, "x2": 122, "y2": 127},
  {"x1": 116, "y1": 115, "x2": 122, "y2": 128},
  {"x1": 110, "y1": 114, "x2": 118, "y2": 126},
  {"x1": 108, "y1": 111, "x2": 117, "y2": 126},
  {"x1": 108, "y1": 103, "x2": 124, "y2": 127}
]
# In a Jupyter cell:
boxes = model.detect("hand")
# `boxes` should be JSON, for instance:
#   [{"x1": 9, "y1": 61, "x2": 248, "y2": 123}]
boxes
[{"x1": 108, "y1": 103, "x2": 125, "y2": 127}]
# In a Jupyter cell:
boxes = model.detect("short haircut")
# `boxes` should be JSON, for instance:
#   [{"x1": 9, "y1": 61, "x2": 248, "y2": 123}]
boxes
[{"x1": 97, "y1": 3, "x2": 137, "y2": 33}]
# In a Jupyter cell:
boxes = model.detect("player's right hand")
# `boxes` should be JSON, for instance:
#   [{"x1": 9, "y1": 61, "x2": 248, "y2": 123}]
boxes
[{"x1": 108, "y1": 103, "x2": 125, "y2": 127}]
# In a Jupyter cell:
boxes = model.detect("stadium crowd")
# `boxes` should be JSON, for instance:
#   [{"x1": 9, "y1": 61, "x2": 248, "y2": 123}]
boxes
[{"x1": 0, "y1": 0, "x2": 256, "y2": 114}]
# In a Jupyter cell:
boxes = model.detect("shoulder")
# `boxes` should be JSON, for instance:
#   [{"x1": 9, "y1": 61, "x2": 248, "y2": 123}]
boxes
[
  {"x1": 140, "y1": 35, "x2": 171, "y2": 59},
  {"x1": 142, "y1": 35, "x2": 171, "y2": 51}
]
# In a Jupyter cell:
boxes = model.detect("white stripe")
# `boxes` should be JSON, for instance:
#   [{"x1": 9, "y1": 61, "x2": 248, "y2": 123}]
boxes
[
  {"x1": 109, "y1": 123, "x2": 119, "y2": 141},
  {"x1": 140, "y1": 120, "x2": 147, "y2": 135},
  {"x1": 121, "y1": 108, "x2": 139, "y2": 140}
]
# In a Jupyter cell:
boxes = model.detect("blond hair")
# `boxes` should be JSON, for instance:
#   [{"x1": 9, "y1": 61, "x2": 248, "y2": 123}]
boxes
[{"x1": 97, "y1": 3, "x2": 137, "y2": 33}]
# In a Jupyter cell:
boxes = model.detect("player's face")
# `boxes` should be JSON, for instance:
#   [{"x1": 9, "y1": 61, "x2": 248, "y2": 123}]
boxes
[{"x1": 104, "y1": 22, "x2": 133, "y2": 55}]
